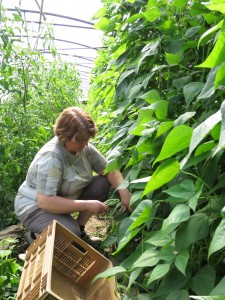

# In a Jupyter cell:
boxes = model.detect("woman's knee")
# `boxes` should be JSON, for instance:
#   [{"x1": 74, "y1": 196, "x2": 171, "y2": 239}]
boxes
[
  {"x1": 61, "y1": 218, "x2": 81, "y2": 236},
  {"x1": 80, "y1": 175, "x2": 110, "y2": 202},
  {"x1": 23, "y1": 209, "x2": 81, "y2": 236}
]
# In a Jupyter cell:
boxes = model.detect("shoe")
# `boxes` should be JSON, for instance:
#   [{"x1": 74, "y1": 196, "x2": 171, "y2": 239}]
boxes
[
  {"x1": 24, "y1": 231, "x2": 37, "y2": 245},
  {"x1": 81, "y1": 231, "x2": 102, "y2": 248}
]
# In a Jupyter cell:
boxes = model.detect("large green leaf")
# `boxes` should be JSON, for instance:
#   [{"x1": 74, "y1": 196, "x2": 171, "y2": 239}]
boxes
[
  {"x1": 195, "y1": 141, "x2": 216, "y2": 156},
  {"x1": 175, "y1": 214, "x2": 209, "y2": 251},
  {"x1": 148, "y1": 100, "x2": 168, "y2": 120},
  {"x1": 191, "y1": 296, "x2": 225, "y2": 300},
  {"x1": 205, "y1": 1, "x2": 225, "y2": 14},
  {"x1": 112, "y1": 99, "x2": 130, "y2": 115},
  {"x1": 155, "y1": 121, "x2": 174, "y2": 139},
  {"x1": 154, "y1": 267, "x2": 190, "y2": 297},
  {"x1": 171, "y1": 0, "x2": 188, "y2": 8},
  {"x1": 165, "y1": 52, "x2": 182, "y2": 65},
  {"x1": 183, "y1": 82, "x2": 205, "y2": 106},
  {"x1": 94, "y1": 17, "x2": 110, "y2": 30},
  {"x1": 175, "y1": 249, "x2": 189, "y2": 275},
  {"x1": 156, "y1": 246, "x2": 176, "y2": 262},
  {"x1": 154, "y1": 125, "x2": 193, "y2": 164},
  {"x1": 127, "y1": 268, "x2": 143, "y2": 291},
  {"x1": 115, "y1": 217, "x2": 141, "y2": 254},
  {"x1": 147, "y1": 263, "x2": 170, "y2": 285},
  {"x1": 210, "y1": 275, "x2": 225, "y2": 296},
  {"x1": 162, "y1": 204, "x2": 190, "y2": 232},
  {"x1": 164, "y1": 179, "x2": 195, "y2": 199},
  {"x1": 121, "y1": 246, "x2": 143, "y2": 269},
  {"x1": 197, "y1": 26, "x2": 225, "y2": 68},
  {"x1": 191, "y1": 265, "x2": 216, "y2": 296},
  {"x1": 181, "y1": 110, "x2": 221, "y2": 168},
  {"x1": 139, "y1": 89, "x2": 161, "y2": 104},
  {"x1": 213, "y1": 100, "x2": 225, "y2": 156},
  {"x1": 125, "y1": 13, "x2": 144, "y2": 23},
  {"x1": 173, "y1": 76, "x2": 190, "y2": 90},
  {"x1": 117, "y1": 69, "x2": 135, "y2": 86},
  {"x1": 136, "y1": 39, "x2": 161, "y2": 73},
  {"x1": 132, "y1": 248, "x2": 159, "y2": 268},
  {"x1": 198, "y1": 67, "x2": 218, "y2": 99},
  {"x1": 208, "y1": 219, "x2": 225, "y2": 259},
  {"x1": 129, "y1": 107, "x2": 155, "y2": 136},
  {"x1": 0, "y1": 250, "x2": 11, "y2": 258},
  {"x1": 127, "y1": 83, "x2": 143, "y2": 100},
  {"x1": 174, "y1": 112, "x2": 196, "y2": 126},
  {"x1": 143, "y1": 159, "x2": 180, "y2": 195},
  {"x1": 198, "y1": 20, "x2": 224, "y2": 47},
  {"x1": 112, "y1": 43, "x2": 127, "y2": 60},
  {"x1": 191, "y1": 2, "x2": 209, "y2": 16},
  {"x1": 111, "y1": 126, "x2": 129, "y2": 143},
  {"x1": 92, "y1": 266, "x2": 126, "y2": 283},
  {"x1": 189, "y1": 184, "x2": 203, "y2": 212},
  {"x1": 92, "y1": 6, "x2": 107, "y2": 19},
  {"x1": 129, "y1": 200, "x2": 152, "y2": 231},
  {"x1": 143, "y1": 7, "x2": 161, "y2": 22},
  {"x1": 166, "y1": 290, "x2": 189, "y2": 300},
  {"x1": 135, "y1": 107, "x2": 154, "y2": 126},
  {"x1": 185, "y1": 26, "x2": 201, "y2": 38},
  {"x1": 215, "y1": 63, "x2": 225, "y2": 89},
  {"x1": 146, "y1": 230, "x2": 173, "y2": 247},
  {"x1": 157, "y1": 20, "x2": 176, "y2": 35}
]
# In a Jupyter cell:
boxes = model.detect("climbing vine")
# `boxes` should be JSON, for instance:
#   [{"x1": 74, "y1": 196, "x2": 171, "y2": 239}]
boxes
[{"x1": 89, "y1": 0, "x2": 225, "y2": 298}]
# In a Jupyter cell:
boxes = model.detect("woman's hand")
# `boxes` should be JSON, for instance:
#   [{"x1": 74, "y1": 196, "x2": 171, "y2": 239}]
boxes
[
  {"x1": 37, "y1": 193, "x2": 108, "y2": 214},
  {"x1": 85, "y1": 200, "x2": 108, "y2": 214},
  {"x1": 118, "y1": 189, "x2": 132, "y2": 212},
  {"x1": 106, "y1": 170, "x2": 132, "y2": 212}
]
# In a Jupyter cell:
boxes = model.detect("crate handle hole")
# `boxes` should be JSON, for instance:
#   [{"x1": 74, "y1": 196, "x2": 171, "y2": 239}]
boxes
[{"x1": 71, "y1": 241, "x2": 87, "y2": 254}]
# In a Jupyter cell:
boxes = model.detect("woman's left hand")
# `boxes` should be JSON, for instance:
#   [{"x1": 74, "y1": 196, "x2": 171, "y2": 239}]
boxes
[
  {"x1": 106, "y1": 170, "x2": 132, "y2": 212},
  {"x1": 118, "y1": 189, "x2": 132, "y2": 212}
]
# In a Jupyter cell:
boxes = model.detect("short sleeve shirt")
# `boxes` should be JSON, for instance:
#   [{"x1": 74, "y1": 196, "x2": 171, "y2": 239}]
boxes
[{"x1": 14, "y1": 136, "x2": 107, "y2": 215}]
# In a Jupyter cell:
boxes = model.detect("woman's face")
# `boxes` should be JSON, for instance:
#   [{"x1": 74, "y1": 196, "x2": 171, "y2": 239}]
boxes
[{"x1": 64, "y1": 134, "x2": 90, "y2": 154}]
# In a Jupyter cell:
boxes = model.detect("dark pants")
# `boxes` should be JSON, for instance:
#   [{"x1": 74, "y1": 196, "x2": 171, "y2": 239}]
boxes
[{"x1": 18, "y1": 175, "x2": 110, "y2": 236}]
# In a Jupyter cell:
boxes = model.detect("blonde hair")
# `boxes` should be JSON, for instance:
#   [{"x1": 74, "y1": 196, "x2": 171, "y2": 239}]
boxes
[{"x1": 54, "y1": 107, "x2": 98, "y2": 144}]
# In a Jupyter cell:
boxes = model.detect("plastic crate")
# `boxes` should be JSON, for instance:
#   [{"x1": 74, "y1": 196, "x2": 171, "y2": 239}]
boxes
[{"x1": 16, "y1": 220, "x2": 120, "y2": 300}]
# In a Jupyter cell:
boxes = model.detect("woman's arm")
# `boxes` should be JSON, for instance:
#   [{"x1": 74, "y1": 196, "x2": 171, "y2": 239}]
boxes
[
  {"x1": 37, "y1": 194, "x2": 108, "y2": 214},
  {"x1": 106, "y1": 170, "x2": 132, "y2": 211}
]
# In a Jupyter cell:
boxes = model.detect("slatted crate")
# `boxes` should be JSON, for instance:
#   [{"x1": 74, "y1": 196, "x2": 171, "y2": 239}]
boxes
[{"x1": 16, "y1": 220, "x2": 120, "y2": 300}]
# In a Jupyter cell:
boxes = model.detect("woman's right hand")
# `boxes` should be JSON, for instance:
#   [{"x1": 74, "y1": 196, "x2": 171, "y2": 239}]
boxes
[
  {"x1": 86, "y1": 200, "x2": 108, "y2": 214},
  {"x1": 37, "y1": 193, "x2": 108, "y2": 215}
]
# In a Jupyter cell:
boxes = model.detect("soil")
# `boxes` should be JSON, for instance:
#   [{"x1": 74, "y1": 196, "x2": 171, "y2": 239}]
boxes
[
  {"x1": 84, "y1": 215, "x2": 111, "y2": 238},
  {"x1": 0, "y1": 215, "x2": 111, "y2": 251}
]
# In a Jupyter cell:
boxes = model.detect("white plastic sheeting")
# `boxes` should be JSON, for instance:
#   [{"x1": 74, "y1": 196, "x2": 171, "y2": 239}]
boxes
[{"x1": 2, "y1": 0, "x2": 103, "y2": 99}]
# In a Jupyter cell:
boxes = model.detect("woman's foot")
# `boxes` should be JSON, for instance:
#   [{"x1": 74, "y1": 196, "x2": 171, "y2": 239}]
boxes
[
  {"x1": 24, "y1": 231, "x2": 37, "y2": 245},
  {"x1": 80, "y1": 231, "x2": 102, "y2": 248}
]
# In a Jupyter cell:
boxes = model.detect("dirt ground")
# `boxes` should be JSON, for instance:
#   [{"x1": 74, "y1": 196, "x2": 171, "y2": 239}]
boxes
[
  {"x1": 0, "y1": 215, "x2": 111, "y2": 251},
  {"x1": 84, "y1": 215, "x2": 111, "y2": 238}
]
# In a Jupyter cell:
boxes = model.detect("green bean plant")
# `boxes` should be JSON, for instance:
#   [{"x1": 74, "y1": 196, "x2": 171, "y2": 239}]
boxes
[{"x1": 89, "y1": 0, "x2": 225, "y2": 298}]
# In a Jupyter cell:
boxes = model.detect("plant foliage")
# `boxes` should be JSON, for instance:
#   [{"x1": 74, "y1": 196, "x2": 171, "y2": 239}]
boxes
[
  {"x1": 0, "y1": 4, "x2": 82, "y2": 229},
  {"x1": 89, "y1": 0, "x2": 225, "y2": 298},
  {"x1": 0, "y1": 238, "x2": 23, "y2": 299}
]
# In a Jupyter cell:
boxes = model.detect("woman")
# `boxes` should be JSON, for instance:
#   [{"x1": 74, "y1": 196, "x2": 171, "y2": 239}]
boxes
[{"x1": 14, "y1": 107, "x2": 131, "y2": 246}]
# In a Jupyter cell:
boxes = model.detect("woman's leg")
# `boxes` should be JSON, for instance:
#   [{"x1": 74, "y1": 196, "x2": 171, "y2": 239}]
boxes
[
  {"x1": 79, "y1": 175, "x2": 110, "y2": 201},
  {"x1": 77, "y1": 175, "x2": 110, "y2": 226},
  {"x1": 18, "y1": 204, "x2": 81, "y2": 236}
]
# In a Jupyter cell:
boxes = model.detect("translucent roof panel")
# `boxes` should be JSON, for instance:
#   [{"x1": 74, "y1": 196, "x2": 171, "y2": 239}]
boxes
[{"x1": 3, "y1": 0, "x2": 103, "y2": 100}]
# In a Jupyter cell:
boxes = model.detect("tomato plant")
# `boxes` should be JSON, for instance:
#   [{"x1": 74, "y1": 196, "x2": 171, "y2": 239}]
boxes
[{"x1": 0, "y1": 4, "x2": 82, "y2": 229}]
